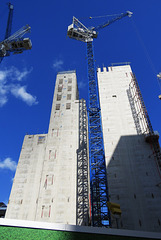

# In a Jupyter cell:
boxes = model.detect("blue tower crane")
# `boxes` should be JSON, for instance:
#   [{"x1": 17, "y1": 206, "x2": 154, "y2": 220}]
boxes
[
  {"x1": 0, "y1": 3, "x2": 32, "y2": 63},
  {"x1": 67, "y1": 11, "x2": 132, "y2": 227}
]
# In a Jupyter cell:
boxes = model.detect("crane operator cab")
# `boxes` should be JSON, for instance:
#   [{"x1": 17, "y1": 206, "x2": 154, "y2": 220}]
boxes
[
  {"x1": 67, "y1": 16, "x2": 98, "y2": 43},
  {"x1": 67, "y1": 23, "x2": 97, "y2": 42}
]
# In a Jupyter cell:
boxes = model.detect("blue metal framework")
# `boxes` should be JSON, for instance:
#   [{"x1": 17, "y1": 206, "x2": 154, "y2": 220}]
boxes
[
  {"x1": 87, "y1": 41, "x2": 110, "y2": 227},
  {"x1": 0, "y1": 3, "x2": 13, "y2": 63},
  {"x1": 67, "y1": 11, "x2": 132, "y2": 227},
  {"x1": 5, "y1": 3, "x2": 14, "y2": 40},
  {"x1": 93, "y1": 11, "x2": 132, "y2": 32},
  {"x1": 4, "y1": 3, "x2": 13, "y2": 59}
]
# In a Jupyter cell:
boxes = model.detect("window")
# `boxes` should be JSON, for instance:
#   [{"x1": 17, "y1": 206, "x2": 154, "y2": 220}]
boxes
[
  {"x1": 66, "y1": 103, "x2": 71, "y2": 109},
  {"x1": 56, "y1": 104, "x2": 60, "y2": 110},
  {"x1": 28, "y1": 135, "x2": 33, "y2": 139},
  {"x1": 68, "y1": 86, "x2": 72, "y2": 91},
  {"x1": 68, "y1": 78, "x2": 72, "y2": 83},
  {"x1": 49, "y1": 150, "x2": 52, "y2": 159},
  {"x1": 67, "y1": 94, "x2": 71, "y2": 100},
  {"x1": 57, "y1": 94, "x2": 62, "y2": 101},
  {"x1": 58, "y1": 86, "x2": 62, "y2": 92},
  {"x1": 49, "y1": 205, "x2": 51, "y2": 217},
  {"x1": 41, "y1": 205, "x2": 45, "y2": 218},
  {"x1": 38, "y1": 136, "x2": 45, "y2": 144},
  {"x1": 59, "y1": 79, "x2": 63, "y2": 84}
]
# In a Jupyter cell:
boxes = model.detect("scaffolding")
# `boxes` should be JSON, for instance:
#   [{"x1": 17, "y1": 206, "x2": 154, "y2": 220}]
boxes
[
  {"x1": 129, "y1": 73, "x2": 161, "y2": 174},
  {"x1": 77, "y1": 99, "x2": 89, "y2": 225}
]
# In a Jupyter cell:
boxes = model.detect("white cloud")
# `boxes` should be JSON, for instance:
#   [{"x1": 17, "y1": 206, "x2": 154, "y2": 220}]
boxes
[
  {"x1": 53, "y1": 59, "x2": 64, "y2": 71},
  {"x1": 0, "y1": 94, "x2": 8, "y2": 107},
  {"x1": 11, "y1": 85, "x2": 38, "y2": 106},
  {"x1": 0, "y1": 66, "x2": 37, "y2": 107},
  {"x1": 8, "y1": 66, "x2": 33, "y2": 81},
  {"x1": 0, "y1": 71, "x2": 7, "y2": 82},
  {"x1": 0, "y1": 158, "x2": 17, "y2": 171},
  {"x1": 0, "y1": 72, "x2": 8, "y2": 106}
]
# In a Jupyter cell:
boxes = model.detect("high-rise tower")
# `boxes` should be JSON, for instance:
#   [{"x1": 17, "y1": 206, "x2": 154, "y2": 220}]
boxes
[
  {"x1": 97, "y1": 64, "x2": 161, "y2": 232},
  {"x1": 5, "y1": 70, "x2": 89, "y2": 225}
]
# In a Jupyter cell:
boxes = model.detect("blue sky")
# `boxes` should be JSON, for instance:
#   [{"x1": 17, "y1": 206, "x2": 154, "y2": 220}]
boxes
[{"x1": 0, "y1": 0, "x2": 161, "y2": 204}]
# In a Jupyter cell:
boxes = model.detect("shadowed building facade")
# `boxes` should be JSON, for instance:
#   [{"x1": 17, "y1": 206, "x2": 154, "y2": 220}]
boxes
[{"x1": 97, "y1": 64, "x2": 161, "y2": 232}]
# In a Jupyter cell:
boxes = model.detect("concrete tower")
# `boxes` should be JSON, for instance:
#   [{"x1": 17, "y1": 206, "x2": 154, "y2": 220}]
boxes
[
  {"x1": 97, "y1": 64, "x2": 161, "y2": 232},
  {"x1": 5, "y1": 70, "x2": 89, "y2": 226}
]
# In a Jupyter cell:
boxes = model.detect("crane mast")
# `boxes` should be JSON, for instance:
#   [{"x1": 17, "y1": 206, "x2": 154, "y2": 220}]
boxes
[
  {"x1": 5, "y1": 3, "x2": 13, "y2": 40},
  {"x1": 67, "y1": 11, "x2": 132, "y2": 227},
  {"x1": 87, "y1": 40, "x2": 109, "y2": 227}
]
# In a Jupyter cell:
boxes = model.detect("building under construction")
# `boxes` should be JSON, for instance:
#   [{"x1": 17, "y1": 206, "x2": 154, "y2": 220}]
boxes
[
  {"x1": 5, "y1": 70, "x2": 89, "y2": 226},
  {"x1": 97, "y1": 64, "x2": 161, "y2": 231},
  {"x1": 5, "y1": 64, "x2": 161, "y2": 232}
]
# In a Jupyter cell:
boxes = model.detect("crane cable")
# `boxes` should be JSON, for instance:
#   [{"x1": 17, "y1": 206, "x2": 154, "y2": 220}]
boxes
[
  {"x1": 89, "y1": 13, "x2": 123, "y2": 19},
  {"x1": 130, "y1": 17, "x2": 161, "y2": 92},
  {"x1": 79, "y1": 13, "x2": 122, "y2": 21}
]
